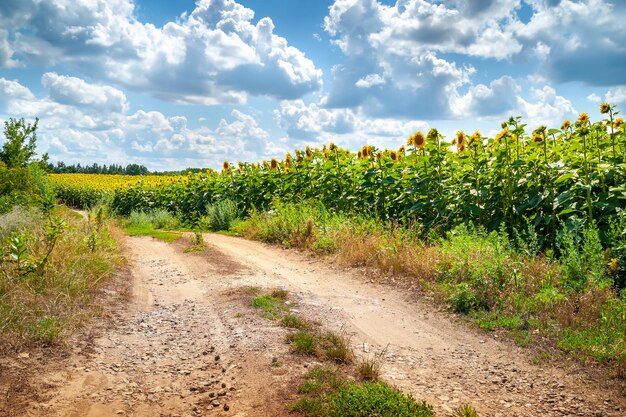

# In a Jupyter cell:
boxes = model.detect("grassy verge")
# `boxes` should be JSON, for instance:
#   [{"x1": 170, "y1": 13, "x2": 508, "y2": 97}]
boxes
[
  {"x1": 121, "y1": 209, "x2": 182, "y2": 242},
  {"x1": 235, "y1": 201, "x2": 626, "y2": 375},
  {"x1": 0, "y1": 205, "x2": 123, "y2": 348}
]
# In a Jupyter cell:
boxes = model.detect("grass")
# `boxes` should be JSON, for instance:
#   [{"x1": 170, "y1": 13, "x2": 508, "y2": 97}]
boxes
[
  {"x1": 0, "y1": 205, "x2": 123, "y2": 347},
  {"x1": 251, "y1": 293, "x2": 288, "y2": 319},
  {"x1": 282, "y1": 314, "x2": 309, "y2": 329},
  {"x1": 124, "y1": 224, "x2": 182, "y2": 242},
  {"x1": 292, "y1": 377, "x2": 435, "y2": 417},
  {"x1": 452, "y1": 404, "x2": 479, "y2": 417},
  {"x1": 122, "y1": 209, "x2": 182, "y2": 242}
]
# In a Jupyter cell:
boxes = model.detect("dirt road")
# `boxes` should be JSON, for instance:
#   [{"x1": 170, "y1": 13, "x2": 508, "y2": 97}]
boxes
[{"x1": 4, "y1": 234, "x2": 625, "y2": 417}]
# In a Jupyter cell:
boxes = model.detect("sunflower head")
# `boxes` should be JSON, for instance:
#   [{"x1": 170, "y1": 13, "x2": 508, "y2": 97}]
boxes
[
  {"x1": 223, "y1": 161, "x2": 230, "y2": 171},
  {"x1": 390, "y1": 150, "x2": 398, "y2": 161},
  {"x1": 413, "y1": 131, "x2": 426, "y2": 149},
  {"x1": 456, "y1": 131, "x2": 465, "y2": 147},
  {"x1": 329, "y1": 142, "x2": 336, "y2": 151},
  {"x1": 270, "y1": 158, "x2": 278, "y2": 170},
  {"x1": 532, "y1": 127, "x2": 544, "y2": 143},
  {"x1": 470, "y1": 130, "x2": 481, "y2": 145},
  {"x1": 357, "y1": 150, "x2": 363, "y2": 160},
  {"x1": 458, "y1": 144, "x2": 466, "y2": 153},
  {"x1": 407, "y1": 133, "x2": 415, "y2": 146},
  {"x1": 376, "y1": 151, "x2": 382, "y2": 160},
  {"x1": 295, "y1": 149, "x2": 302, "y2": 162},
  {"x1": 578, "y1": 112, "x2": 590, "y2": 125},
  {"x1": 614, "y1": 117, "x2": 624, "y2": 130},
  {"x1": 600, "y1": 102, "x2": 611, "y2": 114},
  {"x1": 305, "y1": 146, "x2": 312, "y2": 158},
  {"x1": 285, "y1": 153, "x2": 293, "y2": 167},
  {"x1": 501, "y1": 121, "x2": 508, "y2": 129},
  {"x1": 427, "y1": 128, "x2": 438, "y2": 142},
  {"x1": 398, "y1": 145, "x2": 405, "y2": 155},
  {"x1": 561, "y1": 119, "x2": 571, "y2": 130}
]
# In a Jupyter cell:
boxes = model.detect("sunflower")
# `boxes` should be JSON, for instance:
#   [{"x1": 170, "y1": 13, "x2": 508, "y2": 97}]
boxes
[
  {"x1": 329, "y1": 142, "x2": 336, "y2": 151},
  {"x1": 470, "y1": 130, "x2": 481, "y2": 145},
  {"x1": 223, "y1": 161, "x2": 230, "y2": 171},
  {"x1": 600, "y1": 102, "x2": 611, "y2": 114},
  {"x1": 427, "y1": 128, "x2": 438, "y2": 142},
  {"x1": 305, "y1": 146, "x2": 312, "y2": 158},
  {"x1": 456, "y1": 131, "x2": 465, "y2": 147},
  {"x1": 390, "y1": 151, "x2": 398, "y2": 161},
  {"x1": 614, "y1": 118, "x2": 624, "y2": 130},
  {"x1": 398, "y1": 145, "x2": 405, "y2": 155},
  {"x1": 376, "y1": 152, "x2": 382, "y2": 160},
  {"x1": 501, "y1": 121, "x2": 508, "y2": 129},
  {"x1": 561, "y1": 119, "x2": 571, "y2": 130},
  {"x1": 578, "y1": 112, "x2": 589, "y2": 125},
  {"x1": 407, "y1": 134, "x2": 415, "y2": 146},
  {"x1": 458, "y1": 144, "x2": 466, "y2": 153},
  {"x1": 295, "y1": 149, "x2": 302, "y2": 162},
  {"x1": 285, "y1": 152, "x2": 293, "y2": 167},
  {"x1": 357, "y1": 150, "x2": 363, "y2": 160},
  {"x1": 270, "y1": 158, "x2": 278, "y2": 170},
  {"x1": 413, "y1": 131, "x2": 426, "y2": 149}
]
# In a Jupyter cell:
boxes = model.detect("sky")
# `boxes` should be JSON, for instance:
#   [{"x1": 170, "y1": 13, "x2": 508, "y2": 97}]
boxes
[{"x1": 0, "y1": 0, "x2": 625, "y2": 171}]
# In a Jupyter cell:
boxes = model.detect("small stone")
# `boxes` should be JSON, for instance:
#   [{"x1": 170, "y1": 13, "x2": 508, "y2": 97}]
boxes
[{"x1": 223, "y1": 404, "x2": 230, "y2": 411}]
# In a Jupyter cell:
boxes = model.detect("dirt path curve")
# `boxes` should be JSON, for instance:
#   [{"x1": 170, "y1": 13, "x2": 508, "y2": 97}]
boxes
[
  {"x1": 204, "y1": 234, "x2": 625, "y2": 417},
  {"x1": 15, "y1": 234, "x2": 625, "y2": 417}
]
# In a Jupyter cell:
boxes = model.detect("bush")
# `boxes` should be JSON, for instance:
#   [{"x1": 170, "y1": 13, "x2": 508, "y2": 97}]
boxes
[{"x1": 204, "y1": 199, "x2": 239, "y2": 231}]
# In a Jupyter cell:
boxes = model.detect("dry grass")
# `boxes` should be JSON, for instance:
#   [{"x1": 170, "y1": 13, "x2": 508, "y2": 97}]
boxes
[{"x1": 0, "y1": 206, "x2": 124, "y2": 349}]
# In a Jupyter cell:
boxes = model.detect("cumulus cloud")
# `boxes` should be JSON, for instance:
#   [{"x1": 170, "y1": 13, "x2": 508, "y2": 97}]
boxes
[
  {"x1": 275, "y1": 99, "x2": 428, "y2": 151},
  {"x1": 41, "y1": 72, "x2": 129, "y2": 113},
  {"x1": 605, "y1": 86, "x2": 626, "y2": 104},
  {"x1": 0, "y1": 76, "x2": 273, "y2": 170},
  {"x1": 2, "y1": 0, "x2": 322, "y2": 104}
]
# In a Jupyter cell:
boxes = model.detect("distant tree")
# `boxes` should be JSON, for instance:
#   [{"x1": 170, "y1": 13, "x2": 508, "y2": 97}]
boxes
[{"x1": 0, "y1": 117, "x2": 39, "y2": 168}]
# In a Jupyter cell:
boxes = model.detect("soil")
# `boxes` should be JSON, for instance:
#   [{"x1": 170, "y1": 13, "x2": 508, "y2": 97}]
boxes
[{"x1": 1, "y1": 233, "x2": 625, "y2": 417}]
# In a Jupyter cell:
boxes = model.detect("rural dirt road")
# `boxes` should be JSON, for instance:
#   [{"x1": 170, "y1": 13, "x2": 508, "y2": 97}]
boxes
[{"x1": 3, "y1": 233, "x2": 626, "y2": 417}]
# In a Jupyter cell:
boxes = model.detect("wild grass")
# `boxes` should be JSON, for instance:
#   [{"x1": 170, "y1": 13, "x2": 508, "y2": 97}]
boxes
[
  {"x1": 123, "y1": 209, "x2": 181, "y2": 242},
  {"x1": 292, "y1": 369, "x2": 435, "y2": 417},
  {"x1": 0, "y1": 205, "x2": 123, "y2": 348},
  {"x1": 204, "y1": 199, "x2": 240, "y2": 231}
]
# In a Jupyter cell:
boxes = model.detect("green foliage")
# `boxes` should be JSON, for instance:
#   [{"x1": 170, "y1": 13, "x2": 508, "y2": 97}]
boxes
[
  {"x1": 0, "y1": 118, "x2": 38, "y2": 168},
  {"x1": 293, "y1": 380, "x2": 435, "y2": 417},
  {"x1": 204, "y1": 199, "x2": 239, "y2": 231},
  {"x1": 287, "y1": 330, "x2": 317, "y2": 355},
  {"x1": 557, "y1": 222, "x2": 607, "y2": 291},
  {"x1": 251, "y1": 294, "x2": 287, "y2": 319}
]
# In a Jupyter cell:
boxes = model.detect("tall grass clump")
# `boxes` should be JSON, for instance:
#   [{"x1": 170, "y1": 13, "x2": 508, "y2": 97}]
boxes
[{"x1": 204, "y1": 199, "x2": 239, "y2": 231}]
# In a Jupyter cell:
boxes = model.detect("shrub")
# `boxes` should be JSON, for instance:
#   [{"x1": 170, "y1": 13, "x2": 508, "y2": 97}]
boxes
[{"x1": 204, "y1": 199, "x2": 239, "y2": 231}]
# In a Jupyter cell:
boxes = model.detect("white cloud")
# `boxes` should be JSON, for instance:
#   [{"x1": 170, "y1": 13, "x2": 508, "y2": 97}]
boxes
[
  {"x1": 41, "y1": 72, "x2": 129, "y2": 113},
  {"x1": 0, "y1": 76, "x2": 273, "y2": 170},
  {"x1": 355, "y1": 74, "x2": 386, "y2": 88},
  {"x1": 605, "y1": 86, "x2": 626, "y2": 104},
  {"x1": 3, "y1": 0, "x2": 323, "y2": 104},
  {"x1": 587, "y1": 93, "x2": 602, "y2": 103},
  {"x1": 275, "y1": 99, "x2": 428, "y2": 151}
]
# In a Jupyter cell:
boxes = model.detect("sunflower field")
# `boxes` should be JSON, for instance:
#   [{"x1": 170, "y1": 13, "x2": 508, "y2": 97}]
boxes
[{"x1": 51, "y1": 104, "x2": 626, "y2": 252}]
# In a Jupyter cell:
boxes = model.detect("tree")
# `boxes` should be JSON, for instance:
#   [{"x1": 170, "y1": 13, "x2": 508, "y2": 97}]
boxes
[{"x1": 0, "y1": 117, "x2": 39, "y2": 168}]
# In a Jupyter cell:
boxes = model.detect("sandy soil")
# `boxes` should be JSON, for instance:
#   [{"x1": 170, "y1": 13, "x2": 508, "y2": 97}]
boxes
[{"x1": 1, "y1": 233, "x2": 625, "y2": 417}]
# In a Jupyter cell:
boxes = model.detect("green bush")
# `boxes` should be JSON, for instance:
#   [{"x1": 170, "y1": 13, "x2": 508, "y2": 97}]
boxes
[{"x1": 204, "y1": 199, "x2": 239, "y2": 231}]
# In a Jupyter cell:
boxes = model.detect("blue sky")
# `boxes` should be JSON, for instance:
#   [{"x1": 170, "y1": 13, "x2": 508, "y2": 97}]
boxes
[{"x1": 1, "y1": 0, "x2": 625, "y2": 170}]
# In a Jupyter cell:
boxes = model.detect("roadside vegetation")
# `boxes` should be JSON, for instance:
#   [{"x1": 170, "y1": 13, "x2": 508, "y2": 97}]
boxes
[
  {"x1": 0, "y1": 118, "x2": 122, "y2": 349},
  {"x1": 42, "y1": 104, "x2": 626, "y2": 372}
]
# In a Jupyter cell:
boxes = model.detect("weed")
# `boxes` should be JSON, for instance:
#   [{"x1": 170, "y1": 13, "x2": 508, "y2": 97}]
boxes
[
  {"x1": 452, "y1": 404, "x2": 479, "y2": 417},
  {"x1": 319, "y1": 330, "x2": 353, "y2": 364},
  {"x1": 292, "y1": 381, "x2": 434, "y2": 417},
  {"x1": 281, "y1": 314, "x2": 308, "y2": 329},
  {"x1": 288, "y1": 330, "x2": 316, "y2": 355},
  {"x1": 356, "y1": 345, "x2": 387, "y2": 381},
  {"x1": 204, "y1": 199, "x2": 239, "y2": 231},
  {"x1": 251, "y1": 294, "x2": 287, "y2": 319}
]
